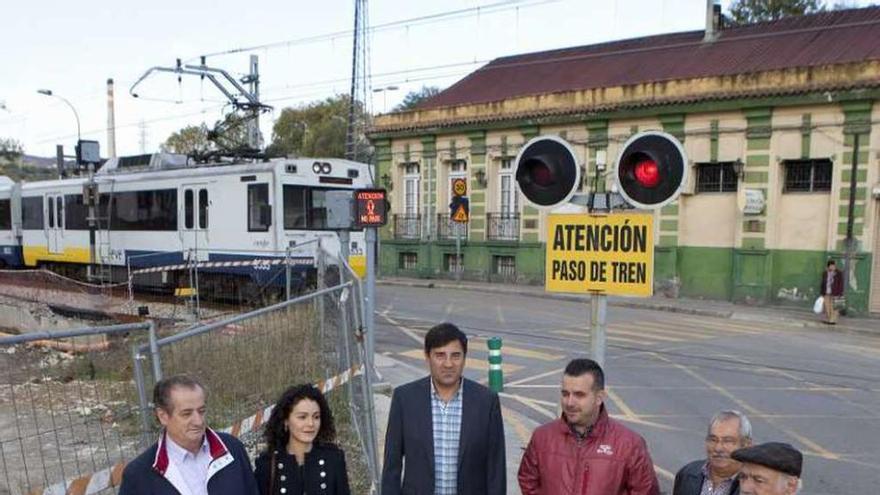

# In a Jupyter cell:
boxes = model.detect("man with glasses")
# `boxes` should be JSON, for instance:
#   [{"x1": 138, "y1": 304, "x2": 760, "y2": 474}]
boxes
[{"x1": 673, "y1": 410, "x2": 753, "y2": 495}]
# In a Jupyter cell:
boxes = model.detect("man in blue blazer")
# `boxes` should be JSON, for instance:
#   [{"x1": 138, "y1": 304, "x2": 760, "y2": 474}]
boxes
[
  {"x1": 119, "y1": 375, "x2": 259, "y2": 495},
  {"x1": 382, "y1": 322, "x2": 506, "y2": 495}
]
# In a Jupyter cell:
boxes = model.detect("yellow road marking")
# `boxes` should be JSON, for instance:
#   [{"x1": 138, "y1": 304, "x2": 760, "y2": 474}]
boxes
[
  {"x1": 507, "y1": 368, "x2": 564, "y2": 386},
  {"x1": 397, "y1": 349, "x2": 523, "y2": 373},
  {"x1": 470, "y1": 337, "x2": 563, "y2": 362},
  {"x1": 501, "y1": 406, "x2": 534, "y2": 445},
  {"x1": 500, "y1": 392, "x2": 557, "y2": 420},
  {"x1": 618, "y1": 321, "x2": 718, "y2": 339},
  {"x1": 607, "y1": 327, "x2": 683, "y2": 342},
  {"x1": 652, "y1": 352, "x2": 840, "y2": 460}
]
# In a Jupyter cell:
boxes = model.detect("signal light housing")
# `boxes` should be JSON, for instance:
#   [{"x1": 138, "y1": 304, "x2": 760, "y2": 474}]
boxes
[
  {"x1": 514, "y1": 135, "x2": 581, "y2": 208},
  {"x1": 614, "y1": 131, "x2": 687, "y2": 210}
]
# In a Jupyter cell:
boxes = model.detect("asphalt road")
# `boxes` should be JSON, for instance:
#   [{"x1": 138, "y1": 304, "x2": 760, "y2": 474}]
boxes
[{"x1": 375, "y1": 284, "x2": 880, "y2": 495}]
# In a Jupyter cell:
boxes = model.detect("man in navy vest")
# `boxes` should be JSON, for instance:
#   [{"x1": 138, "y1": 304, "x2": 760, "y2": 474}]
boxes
[{"x1": 119, "y1": 375, "x2": 258, "y2": 495}]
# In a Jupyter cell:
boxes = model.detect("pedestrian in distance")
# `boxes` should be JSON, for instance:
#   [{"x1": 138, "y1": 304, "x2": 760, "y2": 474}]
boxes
[
  {"x1": 819, "y1": 259, "x2": 844, "y2": 324},
  {"x1": 673, "y1": 410, "x2": 753, "y2": 495},
  {"x1": 119, "y1": 374, "x2": 259, "y2": 495},
  {"x1": 381, "y1": 322, "x2": 506, "y2": 495},
  {"x1": 731, "y1": 442, "x2": 803, "y2": 495},
  {"x1": 255, "y1": 384, "x2": 350, "y2": 495},
  {"x1": 518, "y1": 358, "x2": 660, "y2": 495}
]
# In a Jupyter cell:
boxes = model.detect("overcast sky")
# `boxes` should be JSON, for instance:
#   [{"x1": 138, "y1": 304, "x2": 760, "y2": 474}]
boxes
[{"x1": 0, "y1": 0, "x2": 872, "y2": 158}]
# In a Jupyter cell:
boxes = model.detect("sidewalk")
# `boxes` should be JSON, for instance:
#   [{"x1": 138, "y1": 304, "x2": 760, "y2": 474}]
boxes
[
  {"x1": 378, "y1": 276, "x2": 880, "y2": 336},
  {"x1": 372, "y1": 353, "x2": 537, "y2": 495}
]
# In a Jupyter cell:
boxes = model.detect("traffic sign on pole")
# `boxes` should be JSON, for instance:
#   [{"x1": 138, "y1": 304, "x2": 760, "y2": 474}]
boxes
[
  {"x1": 545, "y1": 213, "x2": 654, "y2": 296},
  {"x1": 450, "y1": 196, "x2": 469, "y2": 223},
  {"x1": 452, "y1": 177, "x2": 467, "y2": 197}
]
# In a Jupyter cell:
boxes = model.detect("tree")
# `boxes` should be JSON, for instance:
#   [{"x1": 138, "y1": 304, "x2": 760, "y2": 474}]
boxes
[
  {"x1": 269, "y1": 94, "x2": 369, "y2": 159},
  {"x1": 394, "y1": 86, "x2": 441, "y2": 112},
  {"x1": 162, "y1": 112, "x2": 255, "y2": 156},
  {"x1": 728, "y1": 0, "x2": 825, "y2": 23},
  {"x1": 162, "y1": 124, "x2": 211, "y2": 155},
  {"x1": 0, "y1": 138, "x2": 23, "y2": 164}
]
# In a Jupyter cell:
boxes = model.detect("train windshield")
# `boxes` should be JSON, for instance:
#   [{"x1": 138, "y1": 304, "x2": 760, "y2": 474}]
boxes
[{"x1": 283, "y1": 185, "x2": 346, "y2": 230}]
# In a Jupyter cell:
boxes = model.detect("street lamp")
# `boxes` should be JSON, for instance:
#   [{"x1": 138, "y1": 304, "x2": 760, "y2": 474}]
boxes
[
  {"x1": 372, "y1": 85, "x2": 399, "y2": 114},
  {"x1": 37, "y1": 89, "x2": 82, "y2": 143}
]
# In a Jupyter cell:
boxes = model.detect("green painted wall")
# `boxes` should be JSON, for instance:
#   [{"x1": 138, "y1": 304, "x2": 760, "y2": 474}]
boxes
[{"x1": 677, "y1": 247, "x2": 733, "y2": 300}]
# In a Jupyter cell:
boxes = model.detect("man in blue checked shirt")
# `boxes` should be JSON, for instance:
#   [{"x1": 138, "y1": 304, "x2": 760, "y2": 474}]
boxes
[{"x1": 381, "y1": 323, "x2": 506, "y2": 495}]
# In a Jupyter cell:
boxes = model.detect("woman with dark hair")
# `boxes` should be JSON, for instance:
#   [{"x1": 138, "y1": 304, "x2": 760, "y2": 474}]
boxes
[{"x1": 255, "y1": 384, "x2": 351, "y2": 495}]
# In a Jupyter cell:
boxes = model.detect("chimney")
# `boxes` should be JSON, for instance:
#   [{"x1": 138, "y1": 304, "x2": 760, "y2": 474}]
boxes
[
  {"x1": 107, "y1": 78, "x2": 117, "y2": 158},
  {"x1": 704, "y1": 0, "x2": 722, "y2": 42}
]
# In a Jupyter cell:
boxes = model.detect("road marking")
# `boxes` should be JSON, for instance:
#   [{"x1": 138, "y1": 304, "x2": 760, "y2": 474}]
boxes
[
  {"x1": 379, "y1": 312, "x2": 423, "y2": 344},
  {"x1": 396, "y1": 349, "x2": 523, "y2": 373},
  {"x1": 469, "y1": 337, "x2": 563, "y2": 362},
  {"x1": 651, "y1": 352, "x2": 841, "y2": 460},
  {"x1": 553, "y1": 329, "x2": 654, "y2": 346},
  {"x1": 654, "y1": 464, "x2": 675, "y2": 481},
  {"x1": 500, "y1": 392, "x2": 558, "y2": 420},
  {"x1": 618, "y1": 321, "x2": 719, "y2": 339},
  {"x1": 501, "y1": 405, "x2": 536, "y2": 445},
  {"x1": 605, "y1": 387, "x2": 680, "y2": 431},
  {"x1": 507, "y1": 368, "x2": 564, "y2": 386},
  {"x1": 607, "y1": 327, "x2": 683, "y2": 342}
]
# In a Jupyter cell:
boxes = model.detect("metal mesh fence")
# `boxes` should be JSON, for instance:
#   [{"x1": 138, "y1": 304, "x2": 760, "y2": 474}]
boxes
[{"x1": 0, "y1": 323, "x2": 158, "y2": 495}]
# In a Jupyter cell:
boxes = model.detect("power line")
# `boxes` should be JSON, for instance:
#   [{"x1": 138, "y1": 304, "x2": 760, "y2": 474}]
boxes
[{"x1": 191, "y1": 0, "x2": 561, "y2": 61}]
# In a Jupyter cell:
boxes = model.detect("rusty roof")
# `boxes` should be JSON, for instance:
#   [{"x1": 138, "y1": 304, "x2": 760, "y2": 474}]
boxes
[{"x1": 417, "y1": 6, "x2": 880, "y2": 110}]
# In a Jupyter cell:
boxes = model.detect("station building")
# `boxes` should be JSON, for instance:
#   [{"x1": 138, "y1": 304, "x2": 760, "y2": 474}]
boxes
[{"x1": 368, "y1": 6, "x2": 880, "y2": 314}]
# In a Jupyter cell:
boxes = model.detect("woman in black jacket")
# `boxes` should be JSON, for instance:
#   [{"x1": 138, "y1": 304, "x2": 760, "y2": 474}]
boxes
[{"x1": 255, "y1": 384, "x2": 351, "y2": 495}]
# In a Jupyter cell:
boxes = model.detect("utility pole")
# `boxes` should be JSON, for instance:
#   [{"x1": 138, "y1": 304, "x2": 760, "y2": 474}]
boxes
[
  {"x1": 346, "y1": 0, "x2": 369, "y2": 161},
  {"x1": 107, "y1": 79, "x2": 117, "y2": 158}
]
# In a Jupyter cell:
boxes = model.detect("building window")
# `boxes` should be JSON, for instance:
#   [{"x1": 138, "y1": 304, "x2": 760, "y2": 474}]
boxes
[
  {"x1": 444, "y1": 253, "x2": 463, "y2": 273},
  {"x1": 783, "y1": 159, "x2": 832, "y2": 192},
  {"x1": 399, "y1": 252, "x2": 418, "y2": 270},
  {"x1": 402, "y1": 163, "x2": 420, "y2": 216},
  {"x1": 493, "y1": 255, "x2": 516, "y2": 277},
  {"x1": 696, "y1": 162, "x2": 739, "y2": 193}
]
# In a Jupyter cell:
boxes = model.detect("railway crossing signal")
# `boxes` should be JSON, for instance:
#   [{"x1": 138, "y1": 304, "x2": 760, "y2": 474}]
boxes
[{"x1": 614, "y1": 131, "x2": 688, "y2": 210}]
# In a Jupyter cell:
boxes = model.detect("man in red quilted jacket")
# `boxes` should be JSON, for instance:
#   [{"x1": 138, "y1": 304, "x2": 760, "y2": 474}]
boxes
[{"x1": 518, "y1": 358, "x2": 660, "y2": 495}]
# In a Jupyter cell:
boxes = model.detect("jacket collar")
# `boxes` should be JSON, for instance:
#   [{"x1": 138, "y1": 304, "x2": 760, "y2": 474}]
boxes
[{"x1": 152, "y1": 428, "x2": 234, "y2": 487}]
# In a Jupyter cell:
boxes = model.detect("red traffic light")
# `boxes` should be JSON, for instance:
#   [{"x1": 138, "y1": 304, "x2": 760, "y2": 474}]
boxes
[
  {"x1": 633, "y1": 156, "x2": 660, "y2": 188},
  {"x1": 614, "y1": 131, "x2": 687, "y2": 210}
]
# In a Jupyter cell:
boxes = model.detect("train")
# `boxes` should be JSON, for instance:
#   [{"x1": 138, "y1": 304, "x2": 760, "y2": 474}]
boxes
[{"x1": 0, "y1": 152, "x2": 371, "y2": 296}]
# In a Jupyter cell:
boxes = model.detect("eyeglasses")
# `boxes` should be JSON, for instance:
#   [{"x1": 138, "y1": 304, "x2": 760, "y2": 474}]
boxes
[{"x1": 705, "y1": 435, "x2": 741, "y2": 448}]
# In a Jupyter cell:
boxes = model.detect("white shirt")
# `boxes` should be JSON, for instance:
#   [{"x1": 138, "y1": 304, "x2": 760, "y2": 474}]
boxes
[{"x1": 165, "y1": 435, "x2": 211, "y2": 495}]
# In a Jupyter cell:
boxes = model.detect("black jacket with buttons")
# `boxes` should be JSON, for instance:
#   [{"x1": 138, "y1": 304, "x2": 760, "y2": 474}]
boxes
[{"x1": 254, "y1": 444, "x2": 351, "y2": 495}]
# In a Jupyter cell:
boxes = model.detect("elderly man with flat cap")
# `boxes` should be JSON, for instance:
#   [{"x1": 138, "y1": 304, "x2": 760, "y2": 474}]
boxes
[{"x1": 731, "y1": 442, "x2": 803, "y2": 495}]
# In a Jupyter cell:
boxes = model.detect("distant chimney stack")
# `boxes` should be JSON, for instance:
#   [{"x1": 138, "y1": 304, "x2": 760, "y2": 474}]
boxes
[
  {"x1": 704, "y1": 0, "x2": 722, "y2": 42},
  {"x1": 107, "y1": 78, "x2": 117, "y2": 158}
]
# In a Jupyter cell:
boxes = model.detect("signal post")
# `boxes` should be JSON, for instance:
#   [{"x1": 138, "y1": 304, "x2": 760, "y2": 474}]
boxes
[{"x1": 514, "y1": 131, "x2": 687, "y2": 367}]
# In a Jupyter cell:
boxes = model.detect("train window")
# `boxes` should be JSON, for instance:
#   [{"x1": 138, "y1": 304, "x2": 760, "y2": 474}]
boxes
[
  {"x1": 22, "y1": 197, "x2": 44, "y2": 230},
  {"x1": 199, "y1": 189, "x2": 208, "y2": 229},
  {"x1": 64, "y1": 195, "x2": 89, "y2": 230},
  {"x1": 283, "y1": 185, "x2": 308, "y2": 229},
  {"x1": 47, "y1": 197, "x2": 55, "y2": 228},
  {"x1": 109, "y1": 189, "x2": 178, "y2": 231},
  {"x1": 248, "y1": 183, "x2": 271, "y2": 232},
  {"x1": 184, "y1": 190, "x2": 194, "y2": 229},
  {"x1": 0, "y1": 200, "x2": 10, "y2": 230},
  {"x1": 283, "y1": 186, "x2": 346, "y2": 230},
  {"x1": 56, "y1": 197, "x2": 63, "y2": 229}
]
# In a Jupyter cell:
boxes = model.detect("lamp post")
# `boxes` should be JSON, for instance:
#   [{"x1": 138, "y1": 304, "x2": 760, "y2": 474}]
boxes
[
  {"x1": 372, "y1": 86, "x2": 399, "y2": 114},
  {"x1": 37, "y1": 89, "x2": 82, "y2": 144}
]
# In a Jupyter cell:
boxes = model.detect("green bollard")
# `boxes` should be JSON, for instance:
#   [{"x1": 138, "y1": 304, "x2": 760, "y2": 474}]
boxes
[{"x1": 488, "y1": 337, "x2": 503, "y2": 393}]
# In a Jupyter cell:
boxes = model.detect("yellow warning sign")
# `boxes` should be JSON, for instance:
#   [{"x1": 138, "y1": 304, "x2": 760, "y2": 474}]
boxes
[
  {"x1": 452, "y1": 204, "x2": 469, "y2": 223},
  {"x1": 452, "y1": 177, "x2": 467, "y2": 197},
  {"x1": 545, "y1": 213, "x2": 654, "y2": 296}
]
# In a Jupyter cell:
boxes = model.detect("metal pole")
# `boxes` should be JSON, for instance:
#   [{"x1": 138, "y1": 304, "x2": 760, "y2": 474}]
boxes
[
  {"x1": 365, "y1": 228, "x2": 377, "y2": 375},
  {"x1": 148, "y1": 320, "x2": 163, "y2": 382},
  {"x1": 455, "y1": 228, "x2": 462, "y2": 282},
  {"x1": 843, "y1": 132, "x2": 861, "y2": 303},
  {"x1": 285, "y1": 245, "x2": 292, "y2": 300},
  {"x1": 131, "y1": 344, "x2": 153, "y2": 449},
  {"x1": 590, "y1": 292, "x2": 607, "y2": 368}
]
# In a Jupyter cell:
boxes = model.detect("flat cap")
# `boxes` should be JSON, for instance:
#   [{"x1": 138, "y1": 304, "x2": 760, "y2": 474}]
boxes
[{"x1": 732, "y1": 442, "x2": 802, "y2": 477}]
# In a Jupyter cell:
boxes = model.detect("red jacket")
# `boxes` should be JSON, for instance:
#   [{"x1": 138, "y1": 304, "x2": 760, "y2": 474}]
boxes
[{"x1": 518, "y1": 406, "x2": 660, "y2": 495}]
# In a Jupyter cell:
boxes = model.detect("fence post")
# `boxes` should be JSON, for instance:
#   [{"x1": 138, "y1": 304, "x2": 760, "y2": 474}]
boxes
[
  {"x1": 131, "y1": 344, "x2": 153, "y2": 449},
  {"x1": 148, "y1": 320, "x2": 162, "y2": 382},
  {"x1": 488, "y1": 337, "x2": 503, "y2": 392}
]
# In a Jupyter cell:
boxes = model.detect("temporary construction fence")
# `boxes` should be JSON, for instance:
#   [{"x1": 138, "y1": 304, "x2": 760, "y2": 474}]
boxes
[
  {"x1": 0, "y1": 322, "x2": 160, "y2": 495},
  {"x1": 0, "y1": 256, "x2": 380, "y2": 494}
]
